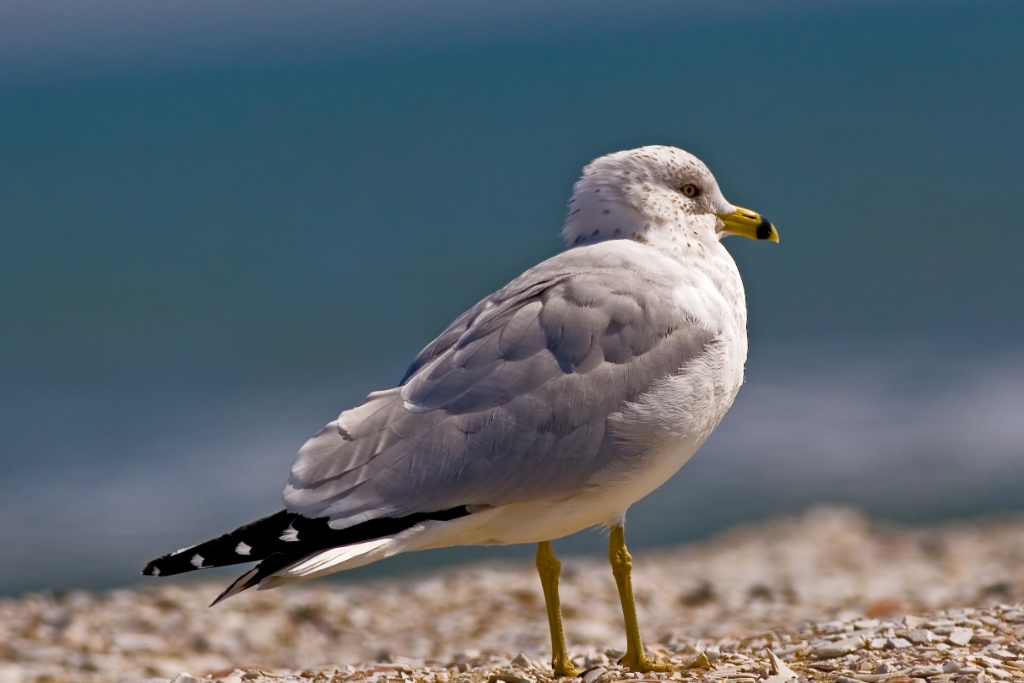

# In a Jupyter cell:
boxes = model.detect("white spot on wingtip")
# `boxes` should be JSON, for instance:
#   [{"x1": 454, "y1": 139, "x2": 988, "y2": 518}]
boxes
[
  {"x1": 150, "y1": 567, "x2": 160, "y2": 576},
  {"x1": 190, "y1": 553, "x2": 205, "y2": 568},
  {"x1": 280, "y1": 524, "x2": 299, "y2": 542},
  {"x1": 235, "y1": 542, "x2": 251, "y2": 556}
]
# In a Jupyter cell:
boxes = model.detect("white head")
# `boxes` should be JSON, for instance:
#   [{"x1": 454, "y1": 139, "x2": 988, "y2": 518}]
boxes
[{"x1": 561, "y1": 145, "x2": 777, "y2": 249}]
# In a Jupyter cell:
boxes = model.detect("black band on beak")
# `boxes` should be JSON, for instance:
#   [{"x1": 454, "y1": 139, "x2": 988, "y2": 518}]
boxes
[{"x1": 755, "y1": 218, "x2": 775, "y2": 241}]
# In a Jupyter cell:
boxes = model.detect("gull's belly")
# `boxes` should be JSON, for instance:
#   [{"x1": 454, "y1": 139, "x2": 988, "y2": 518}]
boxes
[{"x1": 414, "y1": 434, "x2": 704, "y2": 549}]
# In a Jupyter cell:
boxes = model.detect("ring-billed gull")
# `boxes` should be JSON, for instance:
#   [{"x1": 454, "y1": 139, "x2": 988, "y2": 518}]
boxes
[{"x1": 144, "y1": 145, "x2": 778, "y2": 674}]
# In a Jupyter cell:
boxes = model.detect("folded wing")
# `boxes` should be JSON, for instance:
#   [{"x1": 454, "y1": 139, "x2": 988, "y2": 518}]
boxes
[{"x1": 284, "y1": 244, "x2": 717, "y2": 529}]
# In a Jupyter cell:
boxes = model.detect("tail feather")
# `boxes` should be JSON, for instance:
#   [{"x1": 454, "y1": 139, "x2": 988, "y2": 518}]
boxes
[
  {"x1": 210, "y1": 566, "x2": 261, "y2": 606},
  {"x1": 143, "y1": 506, "x2": 470, "y2": 602},
  {"x1": 210, "y1": 535, "x2": 394, "y2": 606}
]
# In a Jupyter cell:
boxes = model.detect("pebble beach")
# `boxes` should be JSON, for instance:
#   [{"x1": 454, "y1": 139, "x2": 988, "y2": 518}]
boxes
[{"x1": 4, "y1": 508, "x2": 1024, "y2": 683}]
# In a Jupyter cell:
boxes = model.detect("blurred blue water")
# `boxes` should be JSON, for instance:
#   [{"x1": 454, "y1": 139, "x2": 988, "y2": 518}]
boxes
[{"x1": 1, "y1": 0, "x2": 1022, "y2": 595}]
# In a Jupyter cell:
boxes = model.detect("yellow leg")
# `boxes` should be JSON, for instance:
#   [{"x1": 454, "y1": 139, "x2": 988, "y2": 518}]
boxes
[
  {"x1": 536, "y1": 541, "x2": 579, "y2": 677},
  {"x1": 608, "y1": 526, "x2": 673, "y2": 672}
]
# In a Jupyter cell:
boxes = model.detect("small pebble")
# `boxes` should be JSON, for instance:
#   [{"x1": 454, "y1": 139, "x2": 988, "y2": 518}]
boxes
[
  {"x1": 488, "y1": 675, "x2": 530, "y2": 683},
  {"x1": 909, "y1": 629, "x2": 934, "y2": 645},
  {"x1": 511, "y1": 653, "x2": 533, "y2": 669},
  {"x1": 813, "y1": 637, "x2": 864, "y2": 659},
  {"x1": 686, "y1": 653, "x2": 712, "y2": 669},
  {"x1": 910, "y1": 666, "x2": 944, "y2": 677},
  {"x1": 950, "y1": 629, "x2": 975, "y2": 646}
]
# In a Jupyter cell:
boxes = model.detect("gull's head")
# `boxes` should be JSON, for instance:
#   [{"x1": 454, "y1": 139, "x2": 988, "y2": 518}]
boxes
[{"x1": 561, "y1": 145, "x2": 777, "y2": 248}]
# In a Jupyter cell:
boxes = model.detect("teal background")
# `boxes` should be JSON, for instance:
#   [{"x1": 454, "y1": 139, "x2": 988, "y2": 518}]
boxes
[{"x1": 1, "y1": 0, "x2": 1022, "y2": 595}]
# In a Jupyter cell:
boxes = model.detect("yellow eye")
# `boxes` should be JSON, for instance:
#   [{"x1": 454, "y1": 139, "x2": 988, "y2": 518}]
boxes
[{"x1": 681, "y1": 184, "x2": 700, "y2": 198}]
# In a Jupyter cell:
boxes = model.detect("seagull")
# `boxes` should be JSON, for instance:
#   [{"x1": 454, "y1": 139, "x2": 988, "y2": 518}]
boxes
[{"x1": 143, "y1": 145, "x2": 778, "y2": 675}]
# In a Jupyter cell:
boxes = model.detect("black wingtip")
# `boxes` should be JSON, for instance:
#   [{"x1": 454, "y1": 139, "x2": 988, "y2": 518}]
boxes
[
  {"x1": 146, "y1": 506, "x2": 472, "y2": 585},
  {"x1": 142, "y1": 509, "x2": 298, "y2": 579}
]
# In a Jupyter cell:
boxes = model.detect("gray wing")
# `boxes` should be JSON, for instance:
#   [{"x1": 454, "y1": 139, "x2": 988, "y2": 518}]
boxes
[{"x1": 284, "y1": 244, "x2": 717, "y2": 528}]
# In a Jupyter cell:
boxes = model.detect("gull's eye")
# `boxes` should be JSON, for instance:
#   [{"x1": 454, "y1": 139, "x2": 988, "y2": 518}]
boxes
[{"x1": 680, "y1": 184, "x2": 700, "y2": 198}]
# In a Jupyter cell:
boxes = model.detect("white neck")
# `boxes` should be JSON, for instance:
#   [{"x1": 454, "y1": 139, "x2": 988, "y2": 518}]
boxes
[
  {"x1": 643, "y1": 218, "x2": 748, "y2": 333},
  {"x1": 560, "y1": 176, "x2": 651, "y2": 248}
]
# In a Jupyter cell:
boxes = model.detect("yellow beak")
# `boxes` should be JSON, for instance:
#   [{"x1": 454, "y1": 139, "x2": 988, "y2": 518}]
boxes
[{"x1": 716, "y1": 206, "x2": 779, "y2": 242}]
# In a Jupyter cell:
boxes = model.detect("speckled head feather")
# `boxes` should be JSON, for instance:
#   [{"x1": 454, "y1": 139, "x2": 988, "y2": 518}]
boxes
[{"x1": 561, "y1": 146, "x2": 735, "y2": 249}]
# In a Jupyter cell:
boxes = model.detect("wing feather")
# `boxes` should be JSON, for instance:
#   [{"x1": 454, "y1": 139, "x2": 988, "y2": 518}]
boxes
[{"x1": 284, "y1": 243, "x2": 718, "y2": 527}]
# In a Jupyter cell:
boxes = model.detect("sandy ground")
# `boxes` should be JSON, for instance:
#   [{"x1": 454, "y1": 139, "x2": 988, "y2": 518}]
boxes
[{"x1": 3, "y1": 508, "x2": 1024, "y2": 683}]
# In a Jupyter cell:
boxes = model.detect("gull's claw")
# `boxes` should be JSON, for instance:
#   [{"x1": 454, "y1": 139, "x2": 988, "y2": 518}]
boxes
[
  {"x1": 618, "y1": 652, "x2": 675, "y2": 673},
  {"x1": 552, "y1": 662, "x2": 581, "y2": 678}
]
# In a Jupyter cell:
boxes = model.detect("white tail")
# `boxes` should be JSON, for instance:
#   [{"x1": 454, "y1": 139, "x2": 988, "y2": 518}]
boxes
[{"x1": 258, "y1": 530, "x2": 414, "y2": 589}]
